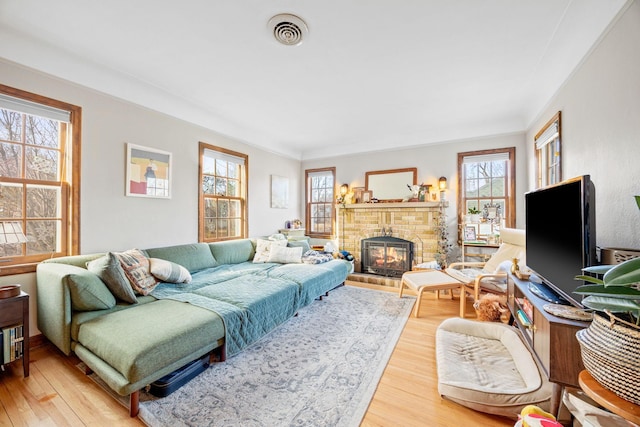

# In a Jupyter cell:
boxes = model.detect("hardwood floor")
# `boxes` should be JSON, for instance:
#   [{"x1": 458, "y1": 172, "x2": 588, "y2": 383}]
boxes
[{"x1": 0, "y1": 284, "x2": 514, "y2": 426}]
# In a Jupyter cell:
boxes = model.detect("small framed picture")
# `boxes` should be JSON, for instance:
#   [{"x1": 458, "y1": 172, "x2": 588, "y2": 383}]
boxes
[
  {"x1": 362, "y1": 191, "x2": 372, "y2": 203},
  {"x1": 464, "y1": 225, "x2": 477, "y2": 241},
  {"x1": 352, "y1": 186, "x2": 365, "y2": 203}
]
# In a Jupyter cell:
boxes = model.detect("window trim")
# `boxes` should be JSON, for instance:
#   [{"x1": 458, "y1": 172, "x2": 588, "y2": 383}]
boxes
[
  {"x1": 535, "y1": 111, "x2": 562, "y2": 188},
  {"x1": 198, "y1": 142, "x2": 248, "y2": 242},
  {"x1": 457, "y1": 147, "x2": 516, "y2": 240},
  {"x1": 0, "y1": 84, "x2": 81, "y2": 275},
  {"x1": 305, "y1": 167, "x2": 336, "y2": 239}
]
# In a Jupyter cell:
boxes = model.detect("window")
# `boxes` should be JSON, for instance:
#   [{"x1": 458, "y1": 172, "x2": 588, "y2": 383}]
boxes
[
  {"x1": 535, "y1": 111, "x2": 561, "y2": 188},
  {"x1": 0, "y1": 85, "x2": 80, "y2": 273},
  {"x1": 457, "y1": 148, "x2": 515, "y2": 238},
  {"x1": 199, "y1": 142, "x2": 247, "y2": 242},
  {"x1": 305, "y1": 168, "x2": 336, "y2": 238}
]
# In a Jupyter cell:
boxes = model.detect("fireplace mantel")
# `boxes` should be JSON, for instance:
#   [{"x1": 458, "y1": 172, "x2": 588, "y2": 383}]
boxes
[{"x1": 338, "y1": 201, "x2": 444, "y2": 210}]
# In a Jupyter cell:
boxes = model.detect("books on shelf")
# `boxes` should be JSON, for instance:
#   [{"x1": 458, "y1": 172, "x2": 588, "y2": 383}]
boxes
[{"x1": 1, "y1": 324, "x2": 24, "y2": 364}]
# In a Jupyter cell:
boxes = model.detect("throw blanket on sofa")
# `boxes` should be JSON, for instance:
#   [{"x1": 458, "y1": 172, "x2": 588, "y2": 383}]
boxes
[{"x1": 151, "y1": 261, "x2": 349, "y2": 356}]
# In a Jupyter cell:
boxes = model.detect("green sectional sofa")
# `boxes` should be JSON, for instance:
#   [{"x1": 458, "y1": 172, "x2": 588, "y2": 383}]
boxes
[{"x1": 36, "y1": 238, "x2": 350, "y2": 416}]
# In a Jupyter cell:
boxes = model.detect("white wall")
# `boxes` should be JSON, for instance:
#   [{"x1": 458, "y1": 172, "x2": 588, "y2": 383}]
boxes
[{"x1": 526, "y1": 1, "x2": 640, "y2": 250}]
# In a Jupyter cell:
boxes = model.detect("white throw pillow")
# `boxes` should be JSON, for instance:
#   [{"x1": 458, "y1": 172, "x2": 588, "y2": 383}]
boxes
[
  {"x1": 268, "y1": 245, "x2": 303, "y2": 264},
  {"x1": 253, "y1": 238, "x2": 288, "y2": 263},
  {"x1": 149, "y1": 258, "x2": 192, "y2": 284}
]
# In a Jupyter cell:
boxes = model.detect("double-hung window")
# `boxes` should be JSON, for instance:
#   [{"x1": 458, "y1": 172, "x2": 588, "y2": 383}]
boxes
[
  {"x1": 535, "y1": 111, "x2": 561, "y2": 188},
  {"x1": 0, "y1": 85, "x2": 80, "y2": 273},
  {"x1": 199, "y1": 142, "x2": 248, "y2": 242},
  {"x1": 457, "y1": 148, "x2": 515, "y2": 237},
  {"x1": 305, "y1": 168, "x2": 335, "y2": 238}
]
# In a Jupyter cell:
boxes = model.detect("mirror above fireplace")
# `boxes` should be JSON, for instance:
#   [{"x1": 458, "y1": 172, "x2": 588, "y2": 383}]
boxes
[{"x1": 365, "y1": 168, "x2": 417, "y2": 201}]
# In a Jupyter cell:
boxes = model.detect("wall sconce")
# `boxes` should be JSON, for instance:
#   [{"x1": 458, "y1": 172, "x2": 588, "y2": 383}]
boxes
[
  {"x1": 438, "y1": 176, "x2": 447, "y2": 190},
  {"x1": 340, "y1": 184, "x2": 349, "y2": 196}
]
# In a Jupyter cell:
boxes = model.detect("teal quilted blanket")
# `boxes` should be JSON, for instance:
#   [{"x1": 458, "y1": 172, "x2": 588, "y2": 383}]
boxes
[{"x1": 151, "y1": 260, "x2": 349, "y2": 356}]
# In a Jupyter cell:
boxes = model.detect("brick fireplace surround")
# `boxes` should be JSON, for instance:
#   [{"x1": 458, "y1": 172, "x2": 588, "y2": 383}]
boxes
[{"x1": 336, "y1": 202, "x2": 445, "y2": 286}]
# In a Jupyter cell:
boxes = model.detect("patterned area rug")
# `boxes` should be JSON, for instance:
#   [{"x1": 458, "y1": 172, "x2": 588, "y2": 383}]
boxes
[{"x1": 135, "y1": 285, "x2": 414, "y2": 426}]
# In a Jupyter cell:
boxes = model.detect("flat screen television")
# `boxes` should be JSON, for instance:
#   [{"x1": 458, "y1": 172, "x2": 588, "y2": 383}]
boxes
[{"x1": 525, "y1": 175, "x2": 596, "y2": 307}]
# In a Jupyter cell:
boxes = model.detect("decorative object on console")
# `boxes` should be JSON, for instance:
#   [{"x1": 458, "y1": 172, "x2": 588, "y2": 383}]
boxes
[
  {"x1": 510, "y1": 258, "x2": 520, "y2": 275},
  {"x1": 542, "y1": 303, "x2": 592, "y2": 321}
]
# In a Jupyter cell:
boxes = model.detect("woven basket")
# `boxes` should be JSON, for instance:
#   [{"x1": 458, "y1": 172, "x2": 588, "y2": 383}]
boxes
[{"x1": 576, "y1": 311, "x2": 640, "y2": 405}]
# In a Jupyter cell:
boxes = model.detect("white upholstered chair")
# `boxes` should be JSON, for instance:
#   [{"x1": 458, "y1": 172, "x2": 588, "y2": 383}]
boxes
[{"x1": 446, "y1": 227, "x2": 526, "y2": 303}]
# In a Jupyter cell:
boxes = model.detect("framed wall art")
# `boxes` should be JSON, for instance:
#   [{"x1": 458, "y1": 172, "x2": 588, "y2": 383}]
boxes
[
  {"x1": 271, "y1": 175, "x2": 289, "y2": 208},
  {"x1": 126, "y1": 143, "x2": 172, "y2": 198}
]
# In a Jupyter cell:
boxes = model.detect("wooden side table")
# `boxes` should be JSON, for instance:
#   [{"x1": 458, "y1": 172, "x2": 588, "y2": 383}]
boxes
[
  {"x1": 0, "y1": 291, "x2": 29, "y2": 377},
  {"x1": 578, "y1": 370, "x2": 640, "y2": 425}
]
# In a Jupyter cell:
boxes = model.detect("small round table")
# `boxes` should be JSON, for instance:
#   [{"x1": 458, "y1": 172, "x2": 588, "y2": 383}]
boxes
[{"x1": 578, "y1": 370, "x2": 640, "y2": 426}]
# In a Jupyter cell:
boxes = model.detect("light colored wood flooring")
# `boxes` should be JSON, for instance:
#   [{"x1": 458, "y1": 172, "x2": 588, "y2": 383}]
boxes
[{"x1": 0, "y1": 284, "x2": 514, "y2": 426}]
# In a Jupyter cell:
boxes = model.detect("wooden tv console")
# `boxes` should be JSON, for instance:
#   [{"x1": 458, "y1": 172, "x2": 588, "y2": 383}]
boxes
[{"x1": 507, "y1": 273, "x2": 589, "y2": 416}]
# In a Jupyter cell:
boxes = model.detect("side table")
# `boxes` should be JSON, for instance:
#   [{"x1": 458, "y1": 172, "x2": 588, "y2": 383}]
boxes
[
  {"x1": 578, "y1": 370, "x2": 640, "y2": 425},
  {"x1": 0, "y1": 291, "x2": 29, "y2": 377}
]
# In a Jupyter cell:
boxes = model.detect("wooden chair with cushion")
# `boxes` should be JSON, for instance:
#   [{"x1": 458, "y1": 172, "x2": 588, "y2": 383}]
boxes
[{"x1": 446, "y1": 227, "x2": 526, "y2": 304}]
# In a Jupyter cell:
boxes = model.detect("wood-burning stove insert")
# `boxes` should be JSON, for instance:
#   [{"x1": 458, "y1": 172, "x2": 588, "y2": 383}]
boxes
[{"x1": 361, "y1": 236, "x2": 414, "y2": 278}]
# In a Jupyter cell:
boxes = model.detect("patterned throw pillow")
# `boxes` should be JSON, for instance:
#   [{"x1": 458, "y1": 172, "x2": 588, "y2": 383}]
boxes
[
  {"x1": 267, "y1": 245, "x2": 303, "y2": 264},
  {"x1": 113, "y1": 249, "x2": 159, "y2": 295},
  {"x1": 87, "y1": 253, "x2": 139, "y2": 304},
  {"x1": 253, "y1": 239, "x2": 288, "y2": 263},
  {"x1": 149, "y1": 258, "x2": 192, "y2": 284}
]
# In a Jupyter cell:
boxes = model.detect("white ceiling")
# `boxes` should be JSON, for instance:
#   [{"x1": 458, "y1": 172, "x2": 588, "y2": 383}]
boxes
[{"x1": 0, "y1": 0, "x2": 629, "y2": 160}]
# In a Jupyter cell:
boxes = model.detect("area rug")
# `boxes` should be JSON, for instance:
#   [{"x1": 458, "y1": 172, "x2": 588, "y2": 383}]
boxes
[{"x1": 132, "y1": 285, "x2": 414, "y2": 427}]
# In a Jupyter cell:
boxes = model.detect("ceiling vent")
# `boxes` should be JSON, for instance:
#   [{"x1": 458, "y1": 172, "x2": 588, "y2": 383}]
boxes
[{"x1": 268, "y1": 14, "x2": 308, "y2": 46}]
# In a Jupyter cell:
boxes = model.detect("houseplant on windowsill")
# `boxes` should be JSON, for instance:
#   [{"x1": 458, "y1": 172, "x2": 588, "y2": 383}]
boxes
[
  {"x1": 467, "y1": 207, "x2": 481, "y2": 223},
  {"x1": 572, "y1": 196, "x2": 640, "y2": 405}
]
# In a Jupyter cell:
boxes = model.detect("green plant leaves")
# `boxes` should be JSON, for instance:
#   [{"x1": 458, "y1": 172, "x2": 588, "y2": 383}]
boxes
[
  {"x1": 582, "y1": 265, "x2": 614, "y2": 275},
  {"x1": 575, "y1": 275, "x2": 604, "y2": 285},
  {"x1": 603, "y1": 257, "x2": 640, "y2": 286},
  {"x1": 574, "y1": 284, "x2": 640, "y2": 299},
  {"x1": 581, "y1": 295, "x2": 640, "y2": 313}
]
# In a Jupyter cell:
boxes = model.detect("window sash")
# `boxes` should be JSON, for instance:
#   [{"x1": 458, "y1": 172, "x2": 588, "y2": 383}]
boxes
[
  {"x1": 305, "y1": 168, "x2": 335, "y2": 237},
  {"x1": 199, "y1": 143, "x2": 248, "y2": 242},
  {"x1": 457, "y1": 148, "x2": 515, "y2": 240}
]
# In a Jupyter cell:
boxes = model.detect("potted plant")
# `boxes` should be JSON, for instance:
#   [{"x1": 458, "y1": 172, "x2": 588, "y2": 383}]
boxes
[
  {"x1": 572, "y1": 195, "x2": 640, "y2": 405},
  {"x1": 467, "y1": 207, "x2": 481, "y2": 223}
]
